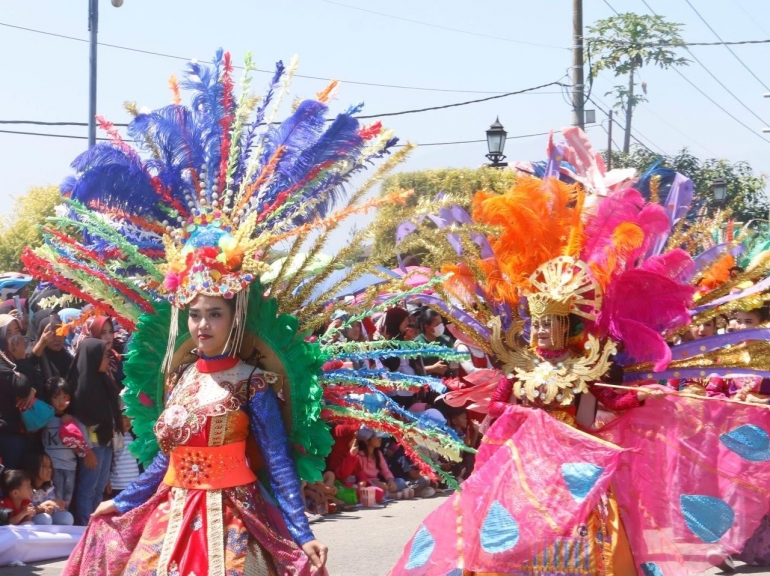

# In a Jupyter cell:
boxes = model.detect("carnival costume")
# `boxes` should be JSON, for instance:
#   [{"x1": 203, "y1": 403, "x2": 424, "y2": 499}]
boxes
[
  {"x1": 23, "y1": 51, "x2": 468, "y2": 575},
  {"x1": 388, "y1": 132, "x2": 770, "y2": 576}
]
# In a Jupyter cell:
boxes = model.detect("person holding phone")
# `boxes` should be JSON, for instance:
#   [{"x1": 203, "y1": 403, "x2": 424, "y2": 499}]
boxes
[{"x1": 29, "y1": 310, "x2": 73, "y2": 382}]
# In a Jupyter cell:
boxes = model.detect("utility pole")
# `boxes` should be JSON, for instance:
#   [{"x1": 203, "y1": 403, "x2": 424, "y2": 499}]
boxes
[
  {"x1": 607, "y1": 110, "x2": 613, "y2": 170},
  {"x1": 87, "y1": 0, "x2": 123, "y2": 148},
  {"x1": 572, "y1": 0, "x2": 585, "y2": 130},
  {"x1": 88, "y1": 0, "x2": 99, "y2": 148}
]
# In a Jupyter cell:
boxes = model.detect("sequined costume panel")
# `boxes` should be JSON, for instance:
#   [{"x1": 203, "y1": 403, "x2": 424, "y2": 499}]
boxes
[{"x1": 63, "y1": 362, "x2": 318, "y2": 576}]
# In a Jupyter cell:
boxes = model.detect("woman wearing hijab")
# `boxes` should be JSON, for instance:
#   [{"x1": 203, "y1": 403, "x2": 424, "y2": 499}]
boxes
[
  {"x1": 85, "y1": 316, "x2": 124, "y2": 387},
  {"x1": 29, "y1": 310, "x2": 73, "y2": 382},
  {"x1": 68, "y1": 338, "x2": 123, "y2": 525},
  {"x1": 0, "y1": 314, "x2": 44, "y2": 404},
  {"x1": 0, "y1": 327, "x2": 34, "y2": 469}
]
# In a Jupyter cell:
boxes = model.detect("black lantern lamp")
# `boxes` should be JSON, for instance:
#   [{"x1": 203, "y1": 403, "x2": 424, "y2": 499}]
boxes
[
  {"x1": 486, "y1": 117, "x2": 508, "y2": 168},
  {"x1": 711, "y1": 178, "x2": 728, "y2": 207}
]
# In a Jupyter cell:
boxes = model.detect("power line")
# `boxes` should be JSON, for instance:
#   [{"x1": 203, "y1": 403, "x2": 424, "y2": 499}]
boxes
[
  {"x1": 683, "y1": 0, "x2": 770, "y2": 92},
  {"x1": 316, "y1": 0, "x2": 569, "y2": 51},
  {"x1": 639, "y1": 0, "x2": 770, "y2": 134},
  {"x1": 599, "y1": 122, "x2": 622, "y2": 154},
  {"x1": 587, "y1": 96, "x2": 665, "y2": 154},
  {"x1": 731, "y1": 0, "x2": 770, "y2": 38},
  {"x1": 605, "y1": 39, "x2": 770, "y2": 47},
  {"x1": 605, "y1": 0, "x2": 769, "y2": 146},
  {"x1": 588, "y1": 91, "x2": 666, "y2": 152},
  {"x1": 0, "y1": 129, "x2": 127, "y2": 142},
  {"x1": 0, "y1": 79, "x2": 569, "y2": 130},
  {"x1": 1, "y1": 126, "x2": 592, "y2": 148},
  {"x1": 0, "y1": 22, "x2": 516, "y2": 96},
  {"x1": 594, "y1": 71, "x2": 717, "y2": 155}
]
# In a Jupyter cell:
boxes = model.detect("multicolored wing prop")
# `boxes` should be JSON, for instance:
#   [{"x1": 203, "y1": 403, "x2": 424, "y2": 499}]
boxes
[
  {"x1": 389, "y1": 406, "x2": 624, "y2": 576},
  {"x1": 596, "y1": 395, "x2": 770, "y2": 576}
]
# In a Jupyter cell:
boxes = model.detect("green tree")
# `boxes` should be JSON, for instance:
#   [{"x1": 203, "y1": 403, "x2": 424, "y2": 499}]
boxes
[
  {"x1": 604, "y1": 146, "x2": 768, "y2": 221},
  {"x1": 0, "y1": 185, "x2": 61, "y2": 272},
  {"x1": 372, "y1": 167, "x2": 517, "y2": 263},
  {"x1": 587, "y1": 13, "x2": 688, "y2": 152}
]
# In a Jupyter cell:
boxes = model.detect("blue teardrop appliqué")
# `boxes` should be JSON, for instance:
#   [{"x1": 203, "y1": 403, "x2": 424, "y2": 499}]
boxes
[
  {"x1": 640, "y1": 561, "x2": 664, "y2": 576},
  {"x1": 480, "y1": 501, "x2": 520, "y2": 554},
  {"x1": 720, "y1": 424, "x2": 770, "y2": 462},
  {"x1": 680, "y1": 495, "x2": 735, "y2": 543},
  {"x1": 405, "y1": 524, "x2": 436, "y2": 569},
  {"x1": 561, "y1": 462, "x2": 604, "y2": 503}
]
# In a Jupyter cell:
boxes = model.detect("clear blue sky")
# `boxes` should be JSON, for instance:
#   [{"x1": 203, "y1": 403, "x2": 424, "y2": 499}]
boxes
[{"x1": 1, "y1": 0, "x2": 769, "y2": 217}]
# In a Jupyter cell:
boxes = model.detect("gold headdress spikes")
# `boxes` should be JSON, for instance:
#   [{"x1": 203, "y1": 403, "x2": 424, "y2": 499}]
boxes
[{"x1": 525, "y1": 256, "x2": 602, "y2": 321}]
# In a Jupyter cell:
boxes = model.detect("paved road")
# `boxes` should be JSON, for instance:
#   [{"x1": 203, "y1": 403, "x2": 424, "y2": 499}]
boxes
[{"x1": 1, "y1": 495, "x2": 768, "y2": 575}]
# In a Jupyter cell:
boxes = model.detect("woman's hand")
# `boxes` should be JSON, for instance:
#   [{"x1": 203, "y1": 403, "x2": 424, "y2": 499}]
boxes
[
  {"x1": 17, "y1": 387, "x2": 36, "y2": 411},
  {"x1": 637, "y1": 384, "x2": 668, "y2": 402},
  {"x1": 39, "y1": 500, "x2": 59, "y2": 514},
  {"x1": 386, "y1": 478, "x2": 397, "y2": 492},
  {"x1": 301, "y1": 539, "x2": 328, "y2": 569},
  {"x1": 83, "y1": 448, "x2": 98, "y2": 470},
  {"x1": 91, "y1": 499, "x2": 118, "y2": 517},
  {"x1": 9, "y1": 335, "x2": 27, "y2": 360},
  {"x1": 428, "y1": 361, "x2": 448, "y2": 376},
  {"x1": 32, "y1": 323, "x2": 56, "y2": 357}
]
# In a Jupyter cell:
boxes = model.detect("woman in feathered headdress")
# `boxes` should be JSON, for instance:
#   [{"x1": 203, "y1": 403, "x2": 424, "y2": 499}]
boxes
[
  {"x1": 389, "y1": 156, "x2": 770, "y2": 576},
  {"x1": 30, "y1": 49, "x2": 471, "y2": 576}
]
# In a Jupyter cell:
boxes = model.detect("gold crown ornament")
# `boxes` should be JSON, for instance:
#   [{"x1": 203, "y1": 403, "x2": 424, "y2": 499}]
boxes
[{"x1": 525, "y1": 256, "x2": 602, "y2": 321}]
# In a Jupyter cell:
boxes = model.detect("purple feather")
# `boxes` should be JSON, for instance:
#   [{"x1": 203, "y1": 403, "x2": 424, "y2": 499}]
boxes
[
  {"x1": 267, "y1": 113, "x2": 364, "y2": 217},
  {"x1": 254, "y1": 100, "x2": 328, "y2": 210},
  {"x1": 68, "y1": 144, "x2": 160, "y2": 218},
  {"x1": 234, "y1": 60, "x2": 285, "y2": 190}
]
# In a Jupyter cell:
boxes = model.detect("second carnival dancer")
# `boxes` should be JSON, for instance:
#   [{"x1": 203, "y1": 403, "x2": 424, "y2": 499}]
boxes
[
  {"x1": 23, "y1": 50, "x2": 469, "y2": 575},
  {"x1": 388, "y1": 154, "x2": 770, "y2": 576}
]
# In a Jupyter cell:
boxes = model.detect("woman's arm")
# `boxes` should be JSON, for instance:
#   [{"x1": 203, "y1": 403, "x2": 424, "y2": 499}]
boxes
[
  {"x1": 488, "y1": 376, "x2": 514, "y2": 418},
  {"x1": 112, "y1": 451, "x2": 170, "y2": 513},
  {"x1": 590, "y1": 384, "x2": 642, "y2": 411},
  {"x1": 376, "y1": 451, "x2": 395, "y2": 481},
  {"x1": 247, "y1": 385, "x2": 315, "y2": 546}
]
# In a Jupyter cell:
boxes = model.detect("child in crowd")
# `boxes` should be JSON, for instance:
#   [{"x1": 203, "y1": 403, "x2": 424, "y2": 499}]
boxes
[
  {"x1": 382, "y1": 438, "x2": 435, "y2": 498},
  {"x1": 108, "y1": 416, "x2": 142, "y2": 498},
  {"x1": 0, "y1": 469, "x2": 36, "y2": 525},
  {"x1": 442, "y1": 404, "x2": 479, "y2": 482},
  {"x1": 356, "y1": 427, "x2": 414, "y2": 500},
  {"x1": 41, "y1": 378, "x2": 89, "y2": 510},
  {"x1": 24, "y1": 452, "x2": 74, "y2": 525}
]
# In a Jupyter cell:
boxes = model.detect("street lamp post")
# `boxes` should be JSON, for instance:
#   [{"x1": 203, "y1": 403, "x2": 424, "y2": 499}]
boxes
[
  {"x1": 711, "y1": 178, "x2": 728, "y2": 209},
  {"x1": 88, "y1": 0, "x2": 123, "y2": 148},
  {"x1": 486, "y1": 117, "x2": 508, "y2": 168}
]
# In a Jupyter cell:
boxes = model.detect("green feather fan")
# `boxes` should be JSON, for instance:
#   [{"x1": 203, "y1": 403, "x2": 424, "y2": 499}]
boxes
[{"x1": 122, "y1": 281, "x2": 332, "y2": 482}]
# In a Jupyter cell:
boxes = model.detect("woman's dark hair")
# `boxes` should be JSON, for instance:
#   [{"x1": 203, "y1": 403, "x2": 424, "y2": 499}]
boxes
[
  {"x1": 748, "y1": 306, "x2": 770, "y2": 323},
  {"x1": 357, "y1": 439, "x2": 383, "y2": 460},
  {"x1": 383, "y1": 307, "x2": 409, "y2": 339},
  {"x1": 44, "y1": 377, "x2": 72, "y2": 403},
  {"x1": 23, "y1": 452, "x2": 52, "y2": 490},
  {"x1": 417, "y1": 309, "x2": 441, "y2": 333},
  {"x1": 1, "y1": 469, "x2": 30, "y2": 494}
]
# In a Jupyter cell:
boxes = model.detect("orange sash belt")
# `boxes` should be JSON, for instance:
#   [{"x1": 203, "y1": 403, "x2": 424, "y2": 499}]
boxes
[{"x1": 163, "y1": 441, "x2": 257, "y2": 490}]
